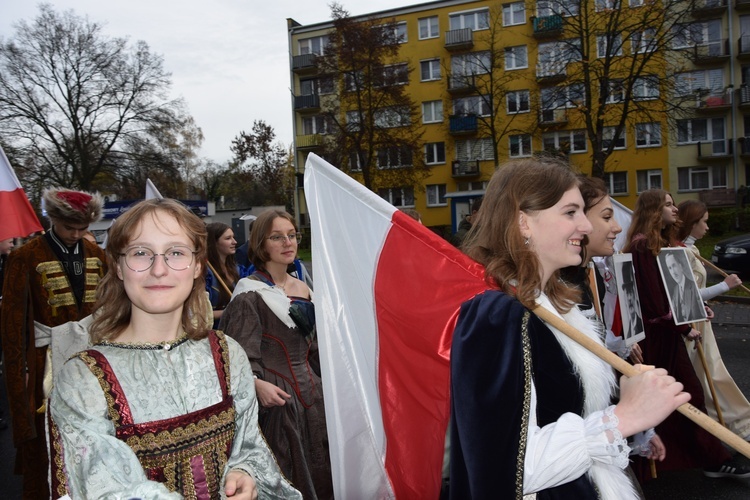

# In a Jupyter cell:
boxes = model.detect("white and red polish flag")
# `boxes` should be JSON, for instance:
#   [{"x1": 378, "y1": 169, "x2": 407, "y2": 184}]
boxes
[
  {"x1": 0, "y1": 145, "x2": 43, "y2": 241},
  {"x1": 304, "y1": 153, "x2": 488, "y2": 498}
]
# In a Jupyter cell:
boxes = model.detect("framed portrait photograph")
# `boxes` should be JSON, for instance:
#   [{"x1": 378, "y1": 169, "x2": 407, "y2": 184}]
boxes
[
  {"x1": 613, "y1": 253, "x2": 645, "y2": 346},
  {"x1": 656, "y1": 247, "x2": 707, "y2": 326}
]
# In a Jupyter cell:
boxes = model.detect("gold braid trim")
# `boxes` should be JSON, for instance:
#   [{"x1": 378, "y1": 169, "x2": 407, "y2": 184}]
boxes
[
  {"x1": 49, "y1": 413, "x2": 70, "y2": 498},
  {"x1": 84, "y1": 257, "x2": 104, "y2": 271},
  {"x1": 75, "y1": 352, "x2": 123, "y2": 425},
  {"x1": 36, "y1": 261, "x2": 65, "y2": 275},
  {"x1": 214, "y1": 330, "x2": 232, "y2": 396},
  {"x1": 516, "y1": 311, "x2": 532, "y2": 500}
]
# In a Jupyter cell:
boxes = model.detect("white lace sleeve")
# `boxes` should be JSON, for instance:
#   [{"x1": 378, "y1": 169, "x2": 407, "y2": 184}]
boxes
[{"x1": 523, "y1": 405, "x2": 630, "y2": 494}]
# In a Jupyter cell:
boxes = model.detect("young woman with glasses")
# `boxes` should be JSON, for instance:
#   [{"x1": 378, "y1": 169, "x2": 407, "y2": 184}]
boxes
[
  {"x1": 220, "y1": 210, "x2": 333, "y2": 500},
  {"x1": 47, "y1": 198, "x2": 300, "y2": 499}
]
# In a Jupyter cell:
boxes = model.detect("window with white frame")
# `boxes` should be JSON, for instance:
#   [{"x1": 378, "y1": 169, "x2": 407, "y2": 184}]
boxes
[
  {"x1": 634, "y1": 75, "x2": 660, "y2": 100},
  {"x1": 542, "y1": 130, "x2": 587, "y2": 153},
  {"x1": 377, "y1": 146, "x2": 413, "y2": 169},
  {"x1": 377, "y1": 22, "x2": 408, "y2": 43},
  {"x1": 537, "y1": 0, "x2": 580, "y2": 17},
  {"x1": 602, "y1": 79, "x2": 625, "y2": 104},
  {"x1": 453, "y1": 95, "x2": 491, "y2": 116},
  {"x1": 507, "y1": 90, "x2": 530, "y2": 114},
  {"x1": 632, "y1": 29, "x2": 656, "y2": 54},
  {"x1": 678, "y1": 166, "x2": 726, "y2": 191},
  {"x1": 635, "y1": 122, "x2": 662, "y2": 147},
  {"x1": 379, "y1": 187, "x2": 415, "y2": 207},
  {"x1": 509, "y1": 134, "x2": 532, "y2": 157},
  {"x1": 456, "y1": 180, "x2": 489, "y2": 191},
  {"x1": 301, "y1": 115, "x2": 330, "y2": 135},
  {"x1": 374, "y1": 107, "x2": 411, "y2": 128},
  {"x1": 300, "y1": 77, "x2": 334, "y2": 96},
  {"x1": 637, "y1": 169, "x2": 662, "y2": 192},
  {"x1": 596, "y1": 0, "x2": 621, "y2": 11},
  {"x1": 344, "y1": 70, "x2": 364, "y2": 92},
  {"x1": 420, "y1": 59, "x2": 441, "y2": 81},
  {"x1": 346, "y1": 111, "x2": 361, "y2": 131},
  {"x1": 505, "y1": 46, "x2": 528, "y2": 70},
  {"x1": 538, "y1": 40, "x2": 582, "y2": 75},
  {"x1": 677, "y1": 117, "x2": 725, "y2": 144},
  {"x1": 541, "y1": 84, "x2": 585, "y2": 111},
  {"x1": 604, "y1": 171, "x2": 628, "y2": 195},
  {"x1": 422, "y1": 100, "x2": 443, "y2": 123},
  {"x1": 419, "y1": 16, "x2": 439, "y2": 39},
  {"x1": 675, "y1": 69, "x2": 724, "y2": 97},
  {"x1": 503, "y1": 2, "x2": 526, "y2": 26},
  {"x1": 602, "y1": 127, "x2": 626, "y2": 149},
  {"x1": 456, "y1": 137, "x2": 494, "y2": 161},
  {"x1": 629, "y1": 0, "x2": 644, "y2": 6},
  {"x1": 426, "y1": 184, "x2": 448, "y2": 206},
  {"x1": 425, "y1": 142, "x2": 446, "y2": 164},
  {"x1": 449, "y1": 8, "x2": 490, "y2": 31},
  {"x1": 597, "y1": 34, "x2": 624, "y2": 58},
  {"x1": 673, "y1": 20, "x2": 721, "y2": 51},
  {"x1": 298, "y1": 35, "x2": 329, "y2": 56},
  {"x1": 376, "y1": 63, "x2": 409, "y2": 87},
  {"x1": 349, "y1": 151, "x2": 364, "y2": 171},
  {"x1": 451, "y1": 51, "x2": 491, "y2": 76}
]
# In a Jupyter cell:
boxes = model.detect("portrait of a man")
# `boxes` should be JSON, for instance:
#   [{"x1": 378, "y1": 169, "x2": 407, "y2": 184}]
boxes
[
  {"x1": 613, "y1": 254, "x2": 645, "y2": 346},
  {"x1": 657, "y1": 248, "x2": 706, "y2": 325}
]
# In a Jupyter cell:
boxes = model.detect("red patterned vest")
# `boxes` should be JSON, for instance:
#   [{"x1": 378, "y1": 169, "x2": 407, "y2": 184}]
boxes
[{"x1": 50, "y1": 331, "x2": 236, "y2": 499}]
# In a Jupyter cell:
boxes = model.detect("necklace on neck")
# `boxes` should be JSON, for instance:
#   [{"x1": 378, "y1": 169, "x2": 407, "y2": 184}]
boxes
[{"x1": 276, "y1": 273, "x2": 289, "y2": 291}]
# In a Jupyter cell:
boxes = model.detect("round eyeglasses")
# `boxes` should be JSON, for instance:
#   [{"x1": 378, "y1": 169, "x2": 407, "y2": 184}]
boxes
[
  {"x1": 120, "y1": 246, "x2": 196, "y2": 272},
  {"x1": 267, "y1": 233, "x2": 302, "y2": 244}
]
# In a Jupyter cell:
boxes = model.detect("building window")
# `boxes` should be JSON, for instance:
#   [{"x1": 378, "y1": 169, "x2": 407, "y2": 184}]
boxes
[
  {"x1": 425, "y1": 142, "x2": 446, "y2": 164},
  {"x1": 376, "y1": 63, "x2": 409, "y2": 87},
  {"x1": 379, "y1": 187, "x2": 415, "y2": 207},
  {"x1": 637, "y1": 169, "x2": 662, "y2": 192},
  {"x1": 420, "y1": 59, "x2": 441, "y2": 81},
  {"x1": 677, "y1": 117, "x2": 724, "y2": 144},
  {"x1": 378, "y1": 21, "x2": 408, "y2": 43},
  {"x1": 300, "y1": 77, "x2": 334, "y2": 96},
  {"x1": 298, "y1": 35, "x2": 329, "y2": 55},
  {"x1": 631, "y1": 28, "x2": 656, "y2": 54},
  {"x1": 449, "y1": 8, "x2": 490, "y2": 31},
  {"x1": 453, "y1": 95, "x2": 491, "y2": 117},
  {"x1": 509, "y1": 135, "x2": 533, "y2": 157},
  {"x1": 503, "y1": 2, "x2": 526, "y2": 26},
  {"x1": 602, "y1": 127, "x2": 626, "y2": 150},
  {"x1": 507, "y1": 90, "x2": 530, "y2": 114},
  {"x1": 419, "y1": 16, "x2": 439, "y2": 39},
  {"x1": 537, "y1": 0, "x2": 580, "y2": 17},
  {"x1": 426, "y1": 184, "x2": 448, "y2": 206},
  {"x1": 604, "y1": 171, "x2": 628, "y2": 195},
  {"x1": 505, "y1": 45, "x2": 528, "y2": 70},
  {"x1": 596, "y1": 0, "x2": 621, "y2": 11},
  {"x1": 675, "y1": 69, "x2": 724, "y2": 97},
  {"x1": 349, "y1": 151, "x2": 364, "y2": 172},
  {"x1": 377, "y1": 146, "x2": 413, "y2": 169},
  {"x1": 346, "y1": 111, "x2": 361, "y2": 131},
  {"x1": 597, "y1": 34, "x2": 624, "y2": 58},
  {"x1": 673, "y1": 20, "x2": 721, "y2": 51},
  {"x1": 301, "y1": 115, "x2": 329, "y2": 135},
  {"x1": 542, "y1": 130, "x2": 587, "y2": 154},
  {"x1": 634, "y1": 76, "x2": 659, "y2": 100},
  {"x1": 374, "y1": 107, "x2": 411, "y2": 128},
  {"x1": 456, "y1": 137, "x2": 494, "y2": 161},
  {"x1": 451, "y1": 51, "x2": 491, "y2": 77},
  {"x1": 630, "y1": 0, "x2": 644, "y2": 6},
  {"x1": 635, "y1": 122, "x2": 662, "y2": 148},
  {"x1": 344, "y1": 70, "x2": 364, "y2": 92},
  {"x1": 602, "y1": 79, "x2": 625, "y2": 104},
  {"x1": 538, "y1": 39, "x2": 582, "y2": 75},
  {"x1": 422, "y1": 100, "x2": 443, "y2": 123},
  {"x1": 678, "y1": 166, "x2": 727, "y2": 191}
]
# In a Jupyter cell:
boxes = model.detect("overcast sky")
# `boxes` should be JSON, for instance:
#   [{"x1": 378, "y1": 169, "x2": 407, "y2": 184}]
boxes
[{"x1": 0, "y1": 0, "x2": 408, "y2": 164}]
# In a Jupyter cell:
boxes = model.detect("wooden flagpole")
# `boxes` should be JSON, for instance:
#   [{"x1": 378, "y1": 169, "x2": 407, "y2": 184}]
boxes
[
  {"x1": 694, "y1": 338, "x2": 726, "y2": 427},
  {"x1": 206, "y1": 261, "x2": 233, "y2": 298},
  {"x1": 532, "y1": 305, "x2": 750, "y2": 459},
  {"x1": 697, "y1": 254, "x2": 750, "y2": 295}
]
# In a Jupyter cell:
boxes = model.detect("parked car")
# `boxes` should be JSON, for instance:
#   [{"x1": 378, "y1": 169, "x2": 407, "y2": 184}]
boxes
[{"x1": 712, "y1": 234, "x2": 750, "y2": 278}]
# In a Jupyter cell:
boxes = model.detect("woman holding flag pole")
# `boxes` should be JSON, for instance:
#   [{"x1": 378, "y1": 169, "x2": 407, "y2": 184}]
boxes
[
  {"x1": 449, "y1": 159, "x2": 689, "y2": 499},
  {"x1": 624, "y1": 189, "x2": 746, "y2": 482}
]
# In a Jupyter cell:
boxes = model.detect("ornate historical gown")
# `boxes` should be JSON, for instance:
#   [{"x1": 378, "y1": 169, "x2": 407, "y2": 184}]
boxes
[{"x1": 48, "y1": 330, "x2": 301, "y2": 499}]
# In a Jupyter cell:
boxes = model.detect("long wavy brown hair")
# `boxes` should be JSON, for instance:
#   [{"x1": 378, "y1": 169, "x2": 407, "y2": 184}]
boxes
[
  {"x1": 463, "y1": 158, "x2": 582, "y2": 313},
  {"x1": 676, "y1": 199, "x2": 707, "y2": 242},
  {"x1": 206, "y1": 222, "x2": 239, "y2": 307},
  {"x1": 624, "y1": 189, "x2": 679, "y2": 256},
  {"x1": 90, "y1": 199, "x2": 210, "y2": 343}
]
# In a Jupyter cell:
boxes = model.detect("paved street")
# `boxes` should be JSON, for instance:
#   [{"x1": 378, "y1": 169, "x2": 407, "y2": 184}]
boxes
[{"x1": 2, "y1": 303, "x2": 750, "y2": 498}]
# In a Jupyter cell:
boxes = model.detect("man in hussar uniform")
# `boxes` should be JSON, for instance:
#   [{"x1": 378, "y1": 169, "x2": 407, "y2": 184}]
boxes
[{"x1": 1, "y1": 188, "x2": 107, "y2": 499}]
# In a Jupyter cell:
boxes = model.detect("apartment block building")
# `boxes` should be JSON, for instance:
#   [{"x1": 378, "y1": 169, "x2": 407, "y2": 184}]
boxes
[{"x1": 288, "y1": 0, "x2": 750, "y2": 233}]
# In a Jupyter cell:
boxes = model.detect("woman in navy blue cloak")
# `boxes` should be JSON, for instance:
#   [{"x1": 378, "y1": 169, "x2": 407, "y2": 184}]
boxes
[{"x1": 449, "y1": 159, "x2": 689, "y2": 500}]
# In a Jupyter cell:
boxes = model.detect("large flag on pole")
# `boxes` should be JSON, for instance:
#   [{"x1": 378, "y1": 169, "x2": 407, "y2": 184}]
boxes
[
  {"x1": 0, "y1": 145, "x2": 43, "y2": 240},
  {"x1": 305, "y1": 153, "x2": 488, "y2": 498}
]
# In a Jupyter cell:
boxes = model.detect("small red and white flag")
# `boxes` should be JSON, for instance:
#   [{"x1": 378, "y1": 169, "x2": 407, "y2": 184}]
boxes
[
  {"x1": 305, "y1": 153, "x2": 487, "y2": 498},
  {"x1": 0, "y1": 145, "x2": 43, "y2": 241}
]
